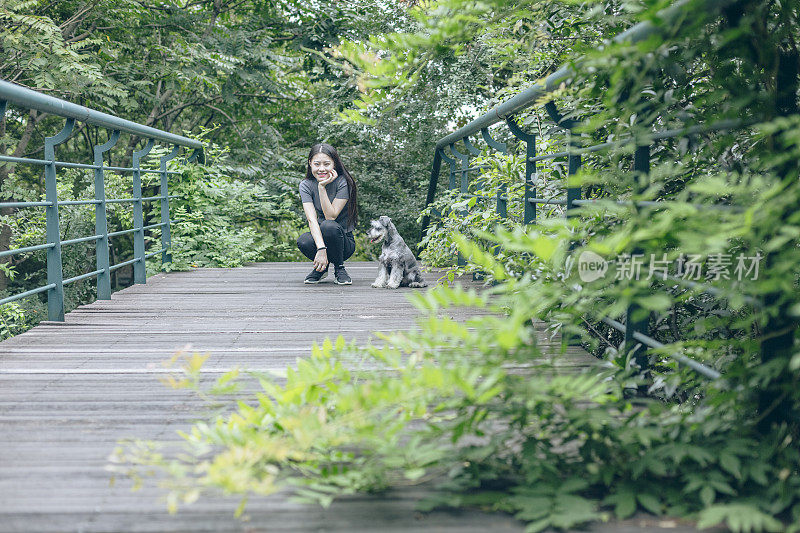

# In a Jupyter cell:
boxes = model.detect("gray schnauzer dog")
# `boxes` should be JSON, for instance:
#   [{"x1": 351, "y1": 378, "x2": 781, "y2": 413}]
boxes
[{"x1": 367, "y1": 216, "x2": 427, "y2": 289}]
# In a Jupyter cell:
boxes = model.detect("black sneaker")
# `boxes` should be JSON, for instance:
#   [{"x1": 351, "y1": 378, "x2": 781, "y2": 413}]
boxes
[
  {"x1": 304, "y1": 267, "x2": 328, "y2": 284},
  {"x1": 333, "y1": 265, "x2": 352, "y2": 285}
]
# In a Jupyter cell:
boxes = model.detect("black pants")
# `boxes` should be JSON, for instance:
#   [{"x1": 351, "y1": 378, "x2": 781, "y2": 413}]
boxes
[{"x1": 297, "y1": 220, "x2": 355, "y2": 267}]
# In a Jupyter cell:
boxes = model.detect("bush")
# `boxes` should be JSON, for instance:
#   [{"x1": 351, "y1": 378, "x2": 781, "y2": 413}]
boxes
[{"x1": 161, "y1": 162, "x2": 306, "y2": 270}]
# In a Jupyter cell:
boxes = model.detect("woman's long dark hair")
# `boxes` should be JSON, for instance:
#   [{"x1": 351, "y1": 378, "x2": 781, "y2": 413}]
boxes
[{"x1": 305, "y1": 143, "x2": 358, "y2": 228}]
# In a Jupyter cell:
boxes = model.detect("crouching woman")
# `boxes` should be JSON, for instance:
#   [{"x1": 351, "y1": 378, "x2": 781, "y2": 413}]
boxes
[{"x1": 296, "y1": 143, "x2": 358, "y2": 285}]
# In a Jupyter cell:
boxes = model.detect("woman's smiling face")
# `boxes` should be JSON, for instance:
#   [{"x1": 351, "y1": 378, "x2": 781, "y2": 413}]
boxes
[{"x1": 309, "y1": 153, "x2": 335, "y2": 180}]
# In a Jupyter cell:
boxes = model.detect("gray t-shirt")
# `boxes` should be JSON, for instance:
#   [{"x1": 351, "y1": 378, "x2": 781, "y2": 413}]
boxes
[{"x1": 299, "y1": 175, "x2": 354, "y2": 232}]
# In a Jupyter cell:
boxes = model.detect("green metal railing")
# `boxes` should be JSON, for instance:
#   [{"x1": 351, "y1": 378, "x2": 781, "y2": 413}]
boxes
[
  {"x1": 422, "y1": 0, "x2": 751, "y2": 381},
  {"x1": 0, "y1": 80, "x2": 203, "y2": 321}
]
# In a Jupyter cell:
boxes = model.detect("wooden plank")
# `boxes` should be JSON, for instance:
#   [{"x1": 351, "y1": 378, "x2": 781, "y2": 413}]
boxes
[{"x1": 0, "y1": 262, "x2": 601, "y2": 532}]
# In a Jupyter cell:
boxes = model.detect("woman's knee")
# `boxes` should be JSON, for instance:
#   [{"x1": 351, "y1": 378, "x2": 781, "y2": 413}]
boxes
[
  {"x1": 319, "y1": 220, "x2": 343, "y2": 238},
  {"x1": 297, "y1": 232, "x2": 315, "y2": 255}
]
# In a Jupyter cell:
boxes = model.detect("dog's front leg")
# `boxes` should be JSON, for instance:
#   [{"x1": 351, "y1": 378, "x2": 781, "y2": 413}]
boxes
[
  {"x1": 372, "y1": 263, "x2": 389, "y2": 288},
  {"x1": 386, "y1": 263, "x2": 404, "y2": 289}
]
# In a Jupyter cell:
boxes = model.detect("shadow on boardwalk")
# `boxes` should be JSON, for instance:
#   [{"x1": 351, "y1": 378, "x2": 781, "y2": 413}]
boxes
[{"x1": 0, "y1": 262, "x2": 709, "y2": 532}]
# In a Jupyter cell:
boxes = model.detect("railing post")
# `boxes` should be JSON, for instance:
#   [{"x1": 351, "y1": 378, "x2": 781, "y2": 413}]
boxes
[
  {"x1": 565, "y1": 139, "x2": 582, "y2": 228},
  {"x1": 188, "y1": 147, "x2": 205, "y2": 165},
  {"x1": 504, "y1": 117, "x2": 536, "y2": 224},
  {"x1": 421, "y1": 148, "x2": 457, "y2": 242},
  {"x1": 421, "y1": 149, "x2": 443, "y2": 237},
  {"x1": 625, "y1": 144, "x2": 652, "y2": 371},
  {"x1": 43, "y1": 118, "x2": 75, "y2": 321},
  {"x1": 544, "y1": 102, "x2": 582, "y2": 232},
  {"x1": 463, "y1": 137, "x2": 482, "y2": 192},
  {"x1": 564, "y1": 140, "x2": 581, "y2": 348},
  {"x1": 93, "y1": 130, "x2": 120, "y2": 300},
  {"x1": 131, "y1": 139, "x2": 154, "y2": 284},
  {"x1": 450, "y1": 142, "x2": 470, "y2": 196},
  {"x1": 449, "y1": 142, "x2": 470, "y2": 267},
  {"x1": 443, "y1": 150, "x2": 457, "y2": 190},
  {"x1": 160, "y1": 145, "x2": 180, "y2": 266},
  {"x1": 481, "y1": 128, "x2": 508, "y2": 221}
]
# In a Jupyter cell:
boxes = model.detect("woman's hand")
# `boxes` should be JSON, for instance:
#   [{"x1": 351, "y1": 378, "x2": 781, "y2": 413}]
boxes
[
  {"x1": 316, "y1": 168, "x2": 337, "y2": 187},
  {"x1": 313, "y1": 248, "x2": 329, "y2": 271}
]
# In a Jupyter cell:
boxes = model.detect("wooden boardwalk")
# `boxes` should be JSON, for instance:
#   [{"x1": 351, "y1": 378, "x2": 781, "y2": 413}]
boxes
[{"x1": 0, "y1": 262, "x2": 700, "y2": 532}]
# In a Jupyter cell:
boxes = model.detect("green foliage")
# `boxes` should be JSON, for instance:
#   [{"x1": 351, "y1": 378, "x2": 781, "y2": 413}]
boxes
[
  {"x1": 0, "y1": 301, "x2": 33, "y2": 340},
  {"x1": 0, "y1": 0, "x2": 124, "y2": 98},
  {"x1": 162, "y1": 154, "x2": 306, "y2": 271}
]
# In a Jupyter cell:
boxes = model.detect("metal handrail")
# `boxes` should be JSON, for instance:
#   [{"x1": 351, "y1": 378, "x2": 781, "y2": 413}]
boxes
[
  {"x1": 0, "y1": 81, "x2": 203, "y2": 321},
  {"x1": 0, "y1": 80, "x2": 201, "y2": 150},
  {"x1": 423, "y1": 0, "x2": 745, "y2": 380}
]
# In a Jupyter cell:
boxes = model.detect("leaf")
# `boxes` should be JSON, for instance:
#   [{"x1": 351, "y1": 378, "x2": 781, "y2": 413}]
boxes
[
  {"x1": 335, "y1": 335, "x2": 346, "y2": 351},
  {"x1": 747, "y1": 461, "x2": 769, "y2": 486},
  {"x1": 166, "y1": 492, "x2": 179, "y2": 514},
  {"x1": 636, "y1": 493, "x2": 662, "y2": 515},
  {"x1": 719, "y1": 453, "x2": 742, "y2": 480},
  {"x1": 699, "y1": 485, "x2": 715, "y2": 507},
  {"x1": 551, "y1": 495, "x2": 599, "y2": 528},
  {"x1": 511, "y1": 496, "x2": 551, "y2": 520},
  {"x1": 404, "y1": 468, "x2": 426, "y2": 480},
  {"x1": 559, "y1": 478, "x2": 590, "y2": 493},
  {"x1": 635, "y1": 293, "x2": 672, "y2": 311},
  {"x1": 531, "y1": 234, "x2": 558, "y2": 261},
  {"x1": 604, "y1": 488, "x2": 636, "y2": 519},
  {"x1": 183, "y1": 489, "x2": 200, "y2": 505},
  {"x1": 697, "y1": 504, "x2": 783, "y2": 532}
]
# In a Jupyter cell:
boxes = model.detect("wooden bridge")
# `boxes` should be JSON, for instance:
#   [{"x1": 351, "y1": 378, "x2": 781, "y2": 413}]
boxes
[{"x1": 0, "y1": 262, "x2": 707, "y2": 533}]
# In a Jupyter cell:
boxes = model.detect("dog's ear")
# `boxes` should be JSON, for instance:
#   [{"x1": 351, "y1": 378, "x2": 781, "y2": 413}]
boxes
[{"x1": 379, "y1": 216, "x2": 391, "y2": 228}]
